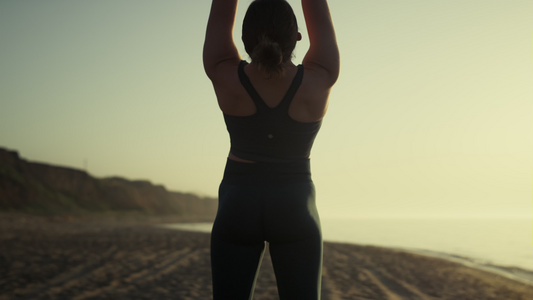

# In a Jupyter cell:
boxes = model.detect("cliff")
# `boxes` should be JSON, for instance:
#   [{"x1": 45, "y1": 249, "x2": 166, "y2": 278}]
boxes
[{"x1": 0, "y1": 148, "x2": 217, "y2": 217}]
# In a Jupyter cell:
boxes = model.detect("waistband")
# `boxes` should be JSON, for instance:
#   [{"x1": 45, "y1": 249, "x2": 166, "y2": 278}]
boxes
[{"x1": 222, "y1": 158, "x2": 312, "y2": 185}]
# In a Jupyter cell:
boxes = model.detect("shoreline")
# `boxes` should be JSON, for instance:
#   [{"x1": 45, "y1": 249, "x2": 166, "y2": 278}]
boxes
[
  {"x1": 395, "y1": 247, "x2": 533, "y2": 287},
  {"x1": 2, "y1": 214, "x2": 533, "y2": 299},
  {"x1": 161, "y1": 221, "x2": 533, "y2": 286}
]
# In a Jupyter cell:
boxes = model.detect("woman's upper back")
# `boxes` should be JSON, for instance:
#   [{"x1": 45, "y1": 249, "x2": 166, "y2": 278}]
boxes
[
  {"x1": 221, "y1": 60, "x2": 323, "y2": 162},
  {"x1": 211, "y1": 59, "x2": 333, "y2": 124}
]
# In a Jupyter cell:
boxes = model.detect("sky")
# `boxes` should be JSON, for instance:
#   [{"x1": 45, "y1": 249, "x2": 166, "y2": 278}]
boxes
[{"x1": 1, "y1": 0, "x2": 531, "y2": 219}]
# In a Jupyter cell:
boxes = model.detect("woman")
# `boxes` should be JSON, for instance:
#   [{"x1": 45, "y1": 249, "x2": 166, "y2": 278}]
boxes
[{"x1": 203, "y1": 0, "x2": 339, "y2": 299}]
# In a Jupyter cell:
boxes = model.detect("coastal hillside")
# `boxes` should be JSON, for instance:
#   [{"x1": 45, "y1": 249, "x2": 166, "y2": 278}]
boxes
[{"x1": 0, "y1": 148, "x2": 217, "y2": 217}]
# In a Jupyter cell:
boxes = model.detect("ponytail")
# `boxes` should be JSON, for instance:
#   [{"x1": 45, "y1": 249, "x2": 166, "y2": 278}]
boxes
[{"x1": 251, "y1": 35, "x2": 285, "y2": 77}]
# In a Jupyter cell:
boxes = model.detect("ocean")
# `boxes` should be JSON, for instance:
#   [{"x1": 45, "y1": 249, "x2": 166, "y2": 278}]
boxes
[
  {"x1": 162, "y1": 217, "x2": 533, "y2": 276},
  {"x1": 321, "y1": 217, "x2": 533, "y2": 269}
]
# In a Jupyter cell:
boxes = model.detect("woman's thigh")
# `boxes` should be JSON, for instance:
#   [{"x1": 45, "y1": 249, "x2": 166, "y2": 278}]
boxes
[
  {"x1": 265, "y1": 181, "x2": 323, "y2": 299},
  {"x1": 211, "y1": 183, "x2": 267, "y2": 299}
]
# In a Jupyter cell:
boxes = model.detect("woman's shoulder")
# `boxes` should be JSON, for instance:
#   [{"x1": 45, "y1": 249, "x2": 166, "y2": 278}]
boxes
[
  {"x1": 208, "y1": 59, "x2": 254, "y2": 115},
  {"x1": 205, "y1": 58, "x2": 242, "y2": 84},
  {"x1": 299, "y1": 63, "x2": 338, "y2": 99},
  {"x1": 301, "y1": 62, "x2": 339, "y2": 90}
]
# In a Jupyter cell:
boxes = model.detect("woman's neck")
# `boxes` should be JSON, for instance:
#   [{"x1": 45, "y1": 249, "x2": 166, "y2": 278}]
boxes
[{"x1": 247, "y1": 61, "x2": 297, "y2": 80}]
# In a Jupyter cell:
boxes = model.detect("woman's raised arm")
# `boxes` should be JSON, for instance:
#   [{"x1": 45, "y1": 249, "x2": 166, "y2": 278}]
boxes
[
  {"x1": 302, "y1": 0, "x2": 340, "y2": 86},
  {"x1": 203, "y1": 0, "x2": 241, "y2": 79}
]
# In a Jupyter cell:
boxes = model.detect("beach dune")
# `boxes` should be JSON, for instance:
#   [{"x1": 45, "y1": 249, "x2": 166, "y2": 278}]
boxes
[{"x1": 1, "y1": 214, "x2": 532, "y2": 300}]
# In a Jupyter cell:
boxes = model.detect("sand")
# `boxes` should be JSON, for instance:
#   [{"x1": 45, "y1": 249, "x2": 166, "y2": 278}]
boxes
[{"x1": 1, "y1": 213, "x2": 532, "y2": 300}]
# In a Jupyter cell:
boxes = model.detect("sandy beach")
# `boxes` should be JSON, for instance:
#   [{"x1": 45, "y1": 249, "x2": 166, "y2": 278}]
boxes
[{"x1": 1, "y1": 214, "x2": 532, "y2": 300}]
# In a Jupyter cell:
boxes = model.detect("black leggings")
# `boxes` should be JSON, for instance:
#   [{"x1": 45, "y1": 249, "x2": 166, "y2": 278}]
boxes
[{"x1": 211, "y1": 159, "x2": 322, "y2": 300}]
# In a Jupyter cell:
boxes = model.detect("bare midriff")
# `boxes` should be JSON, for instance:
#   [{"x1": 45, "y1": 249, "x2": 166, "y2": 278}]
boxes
[{"x1": 228, "y1": 152, "x2": 256, "y2": 163}]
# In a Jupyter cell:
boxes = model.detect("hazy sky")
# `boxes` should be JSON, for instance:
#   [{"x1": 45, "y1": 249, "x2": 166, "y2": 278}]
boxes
[{"x1": 1, "y1": 0, "x2": 531, "y2": 218}]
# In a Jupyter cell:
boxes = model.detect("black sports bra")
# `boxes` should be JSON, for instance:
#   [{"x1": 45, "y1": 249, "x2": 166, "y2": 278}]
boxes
[{"x1": 223, "y1": 61, "x2": 322, "y2": 163}]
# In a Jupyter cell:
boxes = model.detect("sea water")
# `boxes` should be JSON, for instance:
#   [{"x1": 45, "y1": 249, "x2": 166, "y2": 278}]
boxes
[
  {"x1": 162, "y1": 217, "x2": 533, "y2": 271},
  {"x1": 320, "y1": 217, "x2": 533, "y2": 271}
]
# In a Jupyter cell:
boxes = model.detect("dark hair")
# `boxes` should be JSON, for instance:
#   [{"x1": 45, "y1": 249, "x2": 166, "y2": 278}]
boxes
[{"x1": 242, "y1": 0, "x2": 298, "y2": 77}]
